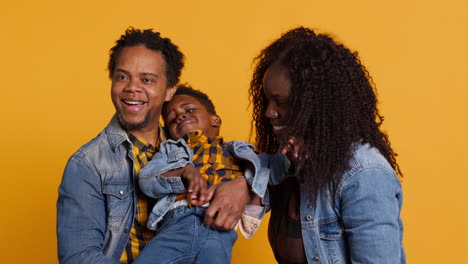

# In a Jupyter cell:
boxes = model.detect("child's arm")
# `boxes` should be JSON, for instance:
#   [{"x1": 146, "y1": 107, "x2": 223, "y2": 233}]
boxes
[
  {"x1": 139, "y1": 139, "x2": 194, "y2": 199},
  {"x1": 161, "y1": 164, "x2": 211, "y2": 206}
]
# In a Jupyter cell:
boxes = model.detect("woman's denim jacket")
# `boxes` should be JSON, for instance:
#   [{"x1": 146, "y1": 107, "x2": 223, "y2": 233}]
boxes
[
  {"x1": 264, "y1": 143, "x2": 405, "y2": 264},
  {"x1": 139, "y1": 137, "x2": 270, "y2": 230},
  {"x1": 57, "y1": 117, "x2": 145, "y2": 264}
]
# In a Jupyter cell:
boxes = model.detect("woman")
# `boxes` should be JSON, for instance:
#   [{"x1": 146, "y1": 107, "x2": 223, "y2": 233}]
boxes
[{"x1": 250, "y1": 27, "x2": 405, "y2": 264}]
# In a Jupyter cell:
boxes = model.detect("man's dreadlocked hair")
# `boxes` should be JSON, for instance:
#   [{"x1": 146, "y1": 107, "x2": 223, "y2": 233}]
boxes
[{"x1": 249, "y1": 27, "x2": 402, "y2": 202}]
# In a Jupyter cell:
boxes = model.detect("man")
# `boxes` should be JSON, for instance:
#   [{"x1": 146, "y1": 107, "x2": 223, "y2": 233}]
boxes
[{"x1": 57, "y1": 28, "x2": 251, "y2": 264}]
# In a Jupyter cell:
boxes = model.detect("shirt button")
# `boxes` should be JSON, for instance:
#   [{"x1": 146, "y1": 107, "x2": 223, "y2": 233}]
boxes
[
  {"x1": 253, "y1": 224, "x2": 258, "y2": 228},
  {"x1": 312, "y1": 256, "x2": 320, "y2": 262},
  {"x1": 306, "y1": 215, "x2": 313, "y2": 221},
  {"x1": 119, "y1": 190, "x2": 124, "y2": 195},
  {"x1": 123, "y1": 228, "x2": 129, "y2": 233}
]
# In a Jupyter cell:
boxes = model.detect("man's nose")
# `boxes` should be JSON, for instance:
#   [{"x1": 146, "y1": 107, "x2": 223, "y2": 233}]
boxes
[{"x1": 124, "y1": 79, "x2": 142, "y2": 93}]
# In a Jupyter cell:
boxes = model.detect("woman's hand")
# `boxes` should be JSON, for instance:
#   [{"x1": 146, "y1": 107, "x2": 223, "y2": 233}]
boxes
[{"x1": 281, "y1": 137, "x2": 304, "y2": 160}]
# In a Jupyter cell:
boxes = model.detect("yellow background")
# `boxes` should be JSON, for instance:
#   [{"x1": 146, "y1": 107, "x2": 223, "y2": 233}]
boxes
[{"x1": 1, "y1": 0, "x2": 467, "y2": 263}]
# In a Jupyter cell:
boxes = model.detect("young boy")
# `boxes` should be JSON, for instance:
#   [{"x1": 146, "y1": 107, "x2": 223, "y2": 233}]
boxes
[{"x1": 134, "y1": 85, "x2": 269, "y2": 264}]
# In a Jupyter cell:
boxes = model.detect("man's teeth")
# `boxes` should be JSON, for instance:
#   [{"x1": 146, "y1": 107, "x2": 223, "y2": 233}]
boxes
[{"x1": 124, "y1": 100, "x2": 144, "y2": 105}]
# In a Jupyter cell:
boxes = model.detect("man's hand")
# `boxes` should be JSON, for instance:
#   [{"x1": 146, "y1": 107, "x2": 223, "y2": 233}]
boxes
[
  {"x1": 162, "y1": 165, "x2": 211, "y2": 205},
  {"x1": 203, "y1": 176, "x2": 250, "y2": 230},
  {"x1": 248, "y1": 193, "x2": 262, "y2": 206}
]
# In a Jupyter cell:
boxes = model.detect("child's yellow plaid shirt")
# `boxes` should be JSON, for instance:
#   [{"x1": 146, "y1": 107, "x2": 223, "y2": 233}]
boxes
[
  {"x1": 175, "y1": 130, "x2": 244, "y2": 202},
  {"x1": 186, "y1": 130, "x2": 243, "y2": 185}
]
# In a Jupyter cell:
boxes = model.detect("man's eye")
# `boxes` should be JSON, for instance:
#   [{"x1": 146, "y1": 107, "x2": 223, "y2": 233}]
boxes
[
  {"x1": 186, "y1": 108, "x2": 195, "y2": 113},
  {"x1": 142, "y1": 78, "x2": 153, "y2": 83},
  {"x1": 116, "y1": 75, "x2": 128, "y2": 81}
]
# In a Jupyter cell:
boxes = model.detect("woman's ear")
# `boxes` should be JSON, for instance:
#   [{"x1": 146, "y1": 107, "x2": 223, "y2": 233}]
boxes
[{"x1": 211, "y1": 115, "x2": 222, "y2": 127}]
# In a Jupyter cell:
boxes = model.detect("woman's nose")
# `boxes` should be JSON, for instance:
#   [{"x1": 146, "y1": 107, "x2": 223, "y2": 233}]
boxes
[{"x1": 265, "y1": 104, "x2": 279, "y2": 119}]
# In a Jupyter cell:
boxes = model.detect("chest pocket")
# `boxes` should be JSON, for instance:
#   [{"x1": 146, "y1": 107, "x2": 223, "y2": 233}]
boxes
[
  {"x1": 319, "y1": 217, "x2": 347, "y2": 264},
  {"x1": 319, "y1": 217, "x2": 343, "y2": 240},
  {"x1": 103, "y1": 183, "x2": 134, "y2": 229}
]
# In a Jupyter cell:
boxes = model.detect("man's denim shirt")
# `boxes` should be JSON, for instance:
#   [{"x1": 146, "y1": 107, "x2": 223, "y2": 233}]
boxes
[
  {"x1": 264, "y1": 143, "x2": 405, "y2": 264},
  {"x1": 139, "y1": 137, "x2": 270, "y2": 230},
  {"x1": 57, "y1": 116, "x2": 137, "y2": 264}
]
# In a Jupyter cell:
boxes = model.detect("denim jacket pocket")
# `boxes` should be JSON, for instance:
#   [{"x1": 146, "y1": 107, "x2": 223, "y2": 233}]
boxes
[
  {"x1": 167, "y1": 149, "x2": 190, "y2": 163},
  {"x1": 103, "y1": 184, "x2": 134, "y2": 231},
  {"x1": 319, "y1": 217, "x2": 346, "y2": 264},
  {"x1": 319, "y1": 217, "x2": 343, "y2": 240}
]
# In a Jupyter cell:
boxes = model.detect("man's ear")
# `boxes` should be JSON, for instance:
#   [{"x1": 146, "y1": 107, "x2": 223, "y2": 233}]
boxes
[
  {"x1": 164, "y1": 85, "x2": 177, "y2": 102},
  {"x1": 211, "y1": 115, "x2": 222, "y2": 128}
]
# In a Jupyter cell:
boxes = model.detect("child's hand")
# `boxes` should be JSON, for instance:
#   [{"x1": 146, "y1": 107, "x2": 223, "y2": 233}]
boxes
[{"x1": 181, "y1": 165, "x2": 211, "y2": 206}]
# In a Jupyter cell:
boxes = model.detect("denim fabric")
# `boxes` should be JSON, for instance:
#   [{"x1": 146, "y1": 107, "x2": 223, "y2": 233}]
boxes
[
  {"x1": 265, "y1": 143, "x2": 406, "y2": 264},
  {"x1": 139, "y1": 138, "x2": 270, "y2": 230},
  {"x1": 133, "y1": 206, "x2": 237, "y2": 264},
  {"x1": 57, "y1": 116, "x2": 135, "y2": 264}
]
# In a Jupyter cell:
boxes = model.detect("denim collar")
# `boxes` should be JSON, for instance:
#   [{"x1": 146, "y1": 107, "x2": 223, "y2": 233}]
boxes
[{"x1": 106, "y1": 115, "x2": 130, "y2": 151}]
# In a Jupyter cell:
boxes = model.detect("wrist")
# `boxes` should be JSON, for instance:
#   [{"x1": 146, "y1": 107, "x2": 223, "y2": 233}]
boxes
[{"x1": 235, "y1": 175, "x2": 248, "y2": 185}]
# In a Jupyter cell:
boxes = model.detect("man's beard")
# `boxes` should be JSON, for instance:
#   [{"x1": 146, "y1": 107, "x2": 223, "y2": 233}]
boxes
[{"x1": 116, "y1": 111, "x2": 151, "y2": 131}]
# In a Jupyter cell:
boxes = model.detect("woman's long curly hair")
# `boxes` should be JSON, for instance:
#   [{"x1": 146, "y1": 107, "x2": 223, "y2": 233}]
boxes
[{"x1": 250, "y1": 27, "x2": 402, "y2": 202}]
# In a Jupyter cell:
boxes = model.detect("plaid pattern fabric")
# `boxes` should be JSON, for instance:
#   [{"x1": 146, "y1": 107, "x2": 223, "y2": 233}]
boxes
[
  {"x1": 186, "y1": 130, "x2": 243, "y2": 185},
  {"x1": 120, "y1": 130, "x2": 165, "y2": 263}
]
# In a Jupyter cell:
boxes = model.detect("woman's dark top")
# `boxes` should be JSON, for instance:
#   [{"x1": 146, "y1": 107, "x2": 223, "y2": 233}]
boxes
[{"x1": 268, "y1": 176, "x2": 308, "y2": 264}]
